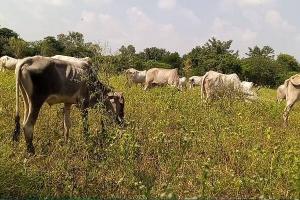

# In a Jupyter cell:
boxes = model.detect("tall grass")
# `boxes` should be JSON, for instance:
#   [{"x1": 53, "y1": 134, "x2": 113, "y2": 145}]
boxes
[{"x1": 0, "y1": 72, "x2": 299, "y2": 199}]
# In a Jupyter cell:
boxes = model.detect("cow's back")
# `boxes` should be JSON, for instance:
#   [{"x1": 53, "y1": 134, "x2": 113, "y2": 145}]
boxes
[{"x1": 25, "y1": 56, "x2": 90, "y2": 104}]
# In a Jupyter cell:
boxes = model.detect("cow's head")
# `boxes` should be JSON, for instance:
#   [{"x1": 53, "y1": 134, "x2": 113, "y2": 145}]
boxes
[
  {"x1": 0, "y1": 56, "x2": 8, "y2": 67},
  {"x1": 105, "y1": 92, "x2": 125, "y2": 125}
]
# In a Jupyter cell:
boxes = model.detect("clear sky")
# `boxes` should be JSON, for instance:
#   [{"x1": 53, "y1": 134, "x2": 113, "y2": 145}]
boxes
[{"x1": 1, "y1": 0, "x2": 300, "y2": 59}]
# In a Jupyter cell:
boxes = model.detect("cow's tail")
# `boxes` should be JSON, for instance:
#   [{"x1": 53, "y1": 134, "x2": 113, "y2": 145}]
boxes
[
  {"x1": 201, "y1": 72, "x2": 208, "y2": 99},
  {"x1": 13, "y1": 58, "x2": 29, "y2": 142}
]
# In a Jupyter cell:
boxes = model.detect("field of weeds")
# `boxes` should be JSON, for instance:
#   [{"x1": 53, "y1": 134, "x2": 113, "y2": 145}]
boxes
[{"x1": 0, "y1": 71, "x2": 299, "y2": 199}]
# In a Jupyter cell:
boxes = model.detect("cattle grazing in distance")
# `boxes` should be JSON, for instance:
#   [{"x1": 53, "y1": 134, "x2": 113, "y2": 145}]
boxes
[
  {"x1": 125, "y1": 68, "x2": 147, "y2": 84},
  {"x1": 282, "y1": 74, "x2": 300, "y2": 126},
  {"x1": 188, "y1": 76, "x2": 203, "y2": 89},
  {"x1": 179, "y1": 77, "x2": 187, "y2": 90},
  {"x1": 144, "y1": 68, "x2": 180, "y2": 90},
  {"x1": 201, "y1": 71, "x2": 258, "y2": 101},
  {"x1": 13, "y1": 56, "x2": 124, "y2": 154},
  {"x1": 0, "y1": 56, "x2": 18, "y2": 71}
]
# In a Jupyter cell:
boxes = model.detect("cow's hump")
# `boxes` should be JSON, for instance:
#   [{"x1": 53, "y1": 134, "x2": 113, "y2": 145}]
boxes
[{"x1": 290, "y1": 74, "x2": 300, "y2": 86}]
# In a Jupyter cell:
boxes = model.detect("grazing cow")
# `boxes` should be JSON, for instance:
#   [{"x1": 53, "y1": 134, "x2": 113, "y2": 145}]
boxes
[
  {"x1": 144, "y1": 68, "x2": 179, "y2": 90},
  {"x1": 13, "y1": 56, "x2": 124, "y2": 154},
  {"x1": 179, "y1": 77, "x2": 187, "y2": 90},
  {"x1": 241, "y1": 81, "x2": 254, "y2": 94},
  {"x1": 282, "y1": 75, "x2": 300, "y2": 126},
  {"x1": 188, "y1": 76, "x2": 203, "y2": 88},
  {"x1": 201, "y1": 71, "x2": 257, "y2": 100},
  {"x1": 125, "y1": 68, "x2": 146, "y2": 84},
  {"x1": 0, "y1": 56, "x2": 18, "y2": 71}
]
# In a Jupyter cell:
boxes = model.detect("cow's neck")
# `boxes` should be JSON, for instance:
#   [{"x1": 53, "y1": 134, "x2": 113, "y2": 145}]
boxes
[
  {"x1": 88, "y1": 80, "x2": 112, "y2": 106},
  {"x1": 6, "y1": 58, "x2": 18, "y2": 69}
]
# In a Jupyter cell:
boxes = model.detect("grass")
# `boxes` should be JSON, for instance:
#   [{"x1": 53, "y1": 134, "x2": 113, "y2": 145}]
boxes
[{"x1": 0, "y1": 71, "x2": 299, "y2": 199}]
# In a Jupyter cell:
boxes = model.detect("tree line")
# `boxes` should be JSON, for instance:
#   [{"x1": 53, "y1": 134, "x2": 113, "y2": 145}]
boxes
[{"x1": 1, "y1": 27, "x2": 299, "y2": 87}]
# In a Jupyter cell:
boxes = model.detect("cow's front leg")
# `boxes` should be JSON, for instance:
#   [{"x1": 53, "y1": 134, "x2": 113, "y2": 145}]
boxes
[
  {"x1": 63, "y1": 103, "x2": 72, "y2": 143},
  {"x1": 80, "y1": 98, "x2": 89, "y2": 140}
]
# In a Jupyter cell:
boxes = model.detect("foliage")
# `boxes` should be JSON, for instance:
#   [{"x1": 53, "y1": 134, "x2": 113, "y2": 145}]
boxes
[
  {"x1": 241, "y1": 56, "x2": 279, "y2": 86},
  {"x1": 0, "y1": 27, "x2": 19, "y2": 56},
  {"x1": 246, "y1": 45, "x2": 275, "y2": 59},
  {"x1": 39, "y1": 36, "x2": 65, "y2": 56},
  {"x1": 277, "y1": 53, "x2": 299, "y2": 72},
  {"x1": 57, "y1": 32, "x2": 94, "y2": 57},
  {"x1": 185, "y1": 37, "x2": 241, "y2": 76}
]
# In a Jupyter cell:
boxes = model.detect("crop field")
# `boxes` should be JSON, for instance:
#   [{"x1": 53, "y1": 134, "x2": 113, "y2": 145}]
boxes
[{"x1": 0, "y1": 71, "x2": 299, "y2": 199}]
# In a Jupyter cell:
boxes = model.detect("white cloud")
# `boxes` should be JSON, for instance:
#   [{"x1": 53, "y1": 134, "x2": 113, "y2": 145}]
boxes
[
  {"x1": 76, "y1": 10, "x2": 127, "y2": 47},
  {"x1": 158, "y1": 0, "x2": 176, "y2": 10},
  {"x1": 125, "y1": 6, "x2": 190, "y2": 53},
  {"x1": 126, "y1": 7, "x2": 154, "y2": 32},
  {"x1": 265, "y1": 10, "x2": 296, "y2": 32},
  {"x1": 81, "y1": 10, "x2": 97, "y2": 23},
  {"x1": 81, "y1": 0, "x2": 113, "y2": 5},
  {"x1": 43, "y1": 0, "x2": 68, "y2": 6},
  {"x1": 221, "y1": 0, "x2": 272, "y2": 8},
  {"x1": 179, "y1": 8, "x2": 201, "y2": 24},
  {"x1": 212, "y1": 17, "x2": 257, "y2": 55},
  {"x1": 22, "y1": 0, "x2": 70, "y2": 6}
]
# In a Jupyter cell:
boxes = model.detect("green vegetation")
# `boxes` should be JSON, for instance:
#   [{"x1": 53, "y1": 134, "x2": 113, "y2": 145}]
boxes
[
  {"x1": 1, "y1": 27, "x2": 300, "y2": 87},
  {"x1": 0, "y1": 72, "x2": 299, "y2": 199}
]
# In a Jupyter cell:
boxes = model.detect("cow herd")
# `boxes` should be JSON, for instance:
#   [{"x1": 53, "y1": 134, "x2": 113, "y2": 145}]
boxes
[
  {"x1": 0, "y1": 54, "x2": 299, "y2": 154},
  {"x1": 125, "y1": 67, "x2": 258, "y2": 101}
]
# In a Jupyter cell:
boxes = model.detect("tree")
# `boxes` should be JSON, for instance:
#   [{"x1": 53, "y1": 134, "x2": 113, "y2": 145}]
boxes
[
  {"x1": 8, "y1": 37, "x2": 28, "y2": 58},
  {"x1": 246, "y1": 45, "x2": 275, "y2": 59},
  {"x1": 57, "y1": 32, "x2": 93, "y2": 57},
  {"x1": 242, "y1": 46, "x2": 280, "y2": 86},
  {"x1": 139, "y1": 47, "x2": 170, "y2": 61},
  {"x1": 277, "y1": 53, "x2": 299, "y2": 72},
  {"x1": 241, "y1": 56, "x2": 278, "y2": 86},
  {"x1": 162, "y1": 52, "x2": 181, "y2": 69},
  {"x1": 185, "y1": 37, "x2": 241, "y2": 75},
  {"x1": 39, "y1": 36, "x2": 64, "y2": 56},
  {"x1": 0, "y1": 27, "x2": 19, "y2": 56},
  {"x1": 0, "y1": 27, "x2": 18, "y2": 39}
]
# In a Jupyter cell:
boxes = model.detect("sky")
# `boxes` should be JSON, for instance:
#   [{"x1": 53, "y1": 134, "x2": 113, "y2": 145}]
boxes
[{"x1": 1, "y1": 0, "x2": 300, "y2": 59}]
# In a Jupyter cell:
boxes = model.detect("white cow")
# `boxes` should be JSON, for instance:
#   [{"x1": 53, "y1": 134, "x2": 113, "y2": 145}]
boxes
[
  {"x1": 125, "y1": 68, "x2": 147, "y2": 84},
  {"x1": 188, "y1": 76, "x2": 203, "y2": 88},
  {"x1": 144, "y1": 68, "x2": 179, "y2": 90},
  {"x1": 179, "y1": 77, "x2": 187, "y2": 90},
  {"x1": 0, "y1": 56, "x2": 18, "y2": 71},
  {"x1": 282, "y1": 75, "x2": 300, "y2": 126},
  {"x1": 201, "y1": 71, "x2": 257, "y2": 100}
]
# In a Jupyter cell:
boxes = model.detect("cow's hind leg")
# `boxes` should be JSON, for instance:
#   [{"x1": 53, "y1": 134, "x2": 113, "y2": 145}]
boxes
[
  {"x1": 63, "y1": 103, "x2": 72, "y2": 143},
  {"x1": 283, "y1": 99, "x2": 296, "y2": 127},
  {"x1": 23, "y1": 98, "x2": 44, "y2": 154}
]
